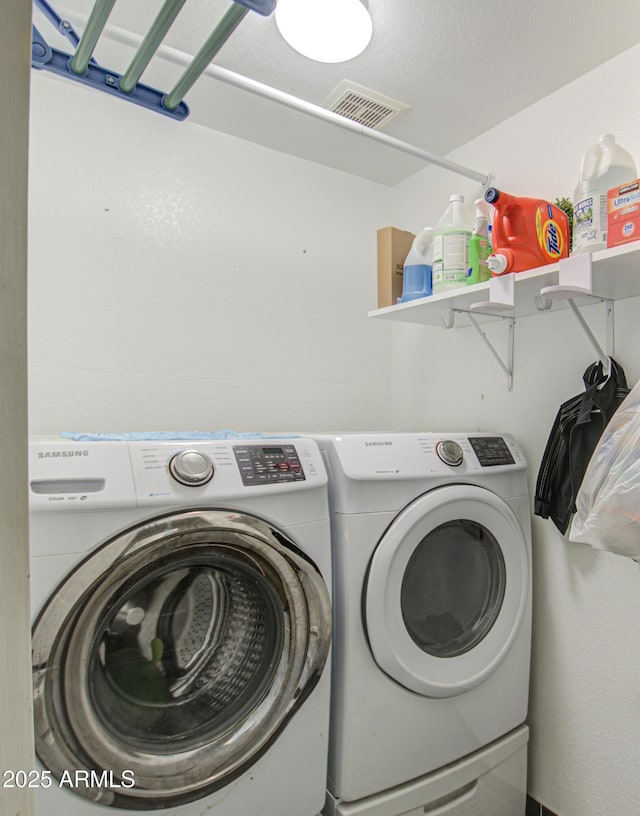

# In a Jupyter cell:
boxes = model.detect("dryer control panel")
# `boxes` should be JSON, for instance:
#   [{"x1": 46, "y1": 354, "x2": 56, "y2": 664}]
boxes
[
  {"x1": 468, "y1": 436, "x2": 515, "y2": 467},
  {"x1": 314, "y1": 432, "x2": 526, "y2": 480}
]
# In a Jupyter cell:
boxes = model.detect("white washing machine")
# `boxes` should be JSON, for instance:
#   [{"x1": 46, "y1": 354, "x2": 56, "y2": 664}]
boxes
[
  {"x1": 311, "y1": 432, "x2": 532, "y2": 816},
  {"x1": 28, "y1": 436, "x2": 332, "y2": 816}
]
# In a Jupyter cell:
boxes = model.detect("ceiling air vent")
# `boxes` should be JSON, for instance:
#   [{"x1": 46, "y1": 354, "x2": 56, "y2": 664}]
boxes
[{"x1": 324, "y1": 81, "x2": 409, "y2": 131}]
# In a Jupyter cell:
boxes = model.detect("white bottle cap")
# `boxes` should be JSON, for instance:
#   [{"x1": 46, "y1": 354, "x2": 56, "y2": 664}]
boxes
[{"x1": 487, "y1": 253, "x2": 507, "y2": 274}]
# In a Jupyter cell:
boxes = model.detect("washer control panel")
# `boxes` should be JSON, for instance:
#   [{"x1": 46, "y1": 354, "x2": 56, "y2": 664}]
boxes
[
  {"x1": 233, "y1": 444, "x2": 305, "y2": 486},
  {"x1": 28, "y1": 438, "x2": 326, "y2": 513}
]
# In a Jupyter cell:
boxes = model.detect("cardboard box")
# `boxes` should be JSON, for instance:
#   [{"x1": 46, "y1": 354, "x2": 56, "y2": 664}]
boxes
[
  {"x1": 377, "y1": 226, "x2": 415, "y2": 308},
  {"x1": 607, "y1": 178, "x2": 640, "y2": 248}
]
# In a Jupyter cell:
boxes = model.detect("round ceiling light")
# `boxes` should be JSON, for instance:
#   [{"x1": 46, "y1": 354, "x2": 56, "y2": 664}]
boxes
[{"x1": 275, "y1": 0, "x2": 373, "y2": 64}]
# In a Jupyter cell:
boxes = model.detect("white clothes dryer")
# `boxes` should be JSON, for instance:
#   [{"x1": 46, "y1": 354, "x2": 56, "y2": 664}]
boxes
[
  {"x1": 28, "y1": 437, "x2": 332, "y2": 816},
  {"x1": 311, "y1": 432, "x2": 532, "y2": 816}
]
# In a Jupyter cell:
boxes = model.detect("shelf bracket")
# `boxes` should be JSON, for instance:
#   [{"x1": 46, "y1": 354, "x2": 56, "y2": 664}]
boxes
[
  {"x1": 565, "y1": 298, "x2": 614, "y2": 369},
  {"x1": 469, "y1": 273, "x2": 516, "y2": 315},
  {"x1": 539, "y1": 253, "x2": 614, "y2": 369},
  {"x1": 442, "y1": 309, "x2": 515, "y2": 390}
]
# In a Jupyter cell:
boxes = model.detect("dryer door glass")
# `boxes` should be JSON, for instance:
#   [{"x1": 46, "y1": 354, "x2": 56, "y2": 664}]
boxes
[
  {"x1": 365, "y1": 485, "x2": 529, "y2": 698},
  {"x1": 401, "y1": 519, "x2": 506, "y2": 658},
  {"x1": 31, "y1": 510, "x2": 332, "y2": 810}
]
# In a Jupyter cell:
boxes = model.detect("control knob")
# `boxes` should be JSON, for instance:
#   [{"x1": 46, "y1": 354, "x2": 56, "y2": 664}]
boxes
[
  {"x1": 436, "y1": 439, "x2": 464, "y2": 467},
  {"x1": 169, "y1": 450, "x2": 214, "y2": 486}
]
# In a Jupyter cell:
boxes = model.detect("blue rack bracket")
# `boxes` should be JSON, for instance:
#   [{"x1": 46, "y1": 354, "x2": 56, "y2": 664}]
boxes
[
  {"x1": 33, "y1": 0, "x2": 99, "y2": 64},
  {"x1": 31, "y1": 23, "x2": 189, "y2": 121},
  {"x1": 30, "y1": 0, "x2": 277, "y2": 120},
  {"x1": 235, "y1": 0, "x2": 277, "y2": 14}
]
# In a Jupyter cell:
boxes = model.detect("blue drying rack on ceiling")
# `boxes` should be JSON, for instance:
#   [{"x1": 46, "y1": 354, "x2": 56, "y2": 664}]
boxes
[{"x1": 31, "y1": 0, "x2": 277, "y2": 121}]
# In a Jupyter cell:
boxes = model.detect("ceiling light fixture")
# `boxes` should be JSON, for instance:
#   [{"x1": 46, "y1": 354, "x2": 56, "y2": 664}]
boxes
[{"x1": 275, "y1": 0, "x2": 373, "y2": 64}]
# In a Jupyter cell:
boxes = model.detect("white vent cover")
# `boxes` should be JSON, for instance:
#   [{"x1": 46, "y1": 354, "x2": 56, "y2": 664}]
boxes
[{"x1": 324, "y1": 81, "x2": 409, "y2": 130}]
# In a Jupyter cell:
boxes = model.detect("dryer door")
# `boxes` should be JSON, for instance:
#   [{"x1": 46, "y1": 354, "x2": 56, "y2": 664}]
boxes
[
  {"x1": 32, "y1": 509, "x2": 331, "y2": 810},
  {"x1": 365, "y1": 485, "x2": 528, "y2": 698}
]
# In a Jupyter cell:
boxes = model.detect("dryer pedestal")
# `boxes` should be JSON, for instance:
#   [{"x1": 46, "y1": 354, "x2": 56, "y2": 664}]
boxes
[{"x1": 323, "y1": 726, "x2": 529, "y2": 816}]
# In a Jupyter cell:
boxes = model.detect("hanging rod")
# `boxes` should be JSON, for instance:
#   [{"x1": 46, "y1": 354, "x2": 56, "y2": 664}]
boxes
[
  {"x1": 119, "y1": 0, "x2": 189, "y2": 95},
  {"x1": 60, "y1": 15, "x2": 491, "y2": 185},
  {"x1": 69, "y1": 0, "x2": 115, "y2": 76},
  {"x1": 164, "y1": 3, "x2": 249, "y2": 110}
]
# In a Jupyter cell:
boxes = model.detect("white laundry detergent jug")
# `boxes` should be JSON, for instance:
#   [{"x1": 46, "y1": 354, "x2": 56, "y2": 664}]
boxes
[
  {"x1": 573, "y1": 133, "x2": 637, "y2": 254},
  {"x1": 432, "y1": 194, "x2": 472, "y2": 294}
]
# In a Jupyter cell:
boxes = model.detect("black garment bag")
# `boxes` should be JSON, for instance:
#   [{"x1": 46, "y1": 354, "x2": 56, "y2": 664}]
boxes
[{"x1": 534, "y1": 358, "x2": 630, "y2": 534}]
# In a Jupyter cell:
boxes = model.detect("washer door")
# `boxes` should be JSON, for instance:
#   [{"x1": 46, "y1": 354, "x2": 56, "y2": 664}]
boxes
[
  {"x1": 365, "y1": 485, "x2": 528, "y2": 698},
  {"x1": 32, "y1": 509, "x2": 332, "y2": 810}
]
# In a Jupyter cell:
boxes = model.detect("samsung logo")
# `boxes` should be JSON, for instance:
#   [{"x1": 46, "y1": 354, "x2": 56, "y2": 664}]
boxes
[
  {"x1": 37, "y1": 450, "x2": 89, "y2": 458},
  {"x1": 365, "y1": 441, "x2": 393, "y2": 447}
]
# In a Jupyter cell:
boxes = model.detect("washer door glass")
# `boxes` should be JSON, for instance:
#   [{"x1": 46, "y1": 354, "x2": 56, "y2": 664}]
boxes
[
  {"x1": 32, "y1": 510, "x2": 331, "y2": 810},
  {"x1": 365, "y1": 485, "x2": 528, "y2": 698},
  {"x1": 92, "y1": 553, "x2": 283, "y2": 750}
]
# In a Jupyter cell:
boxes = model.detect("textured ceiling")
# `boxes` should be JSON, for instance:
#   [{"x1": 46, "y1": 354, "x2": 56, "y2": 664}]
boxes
[{"x1": 34, "y1": 1, "x2": 640, "y2": 184}]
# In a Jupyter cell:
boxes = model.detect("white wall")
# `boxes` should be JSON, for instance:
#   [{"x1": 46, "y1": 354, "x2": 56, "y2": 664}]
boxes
[
  {"x1": 389, "y1": 44, "x2": 640, "y2": 816},
  {"x1": 28, "y1": 73, "x2": 392, "y2": 436},
  {"x1": 1, "y1": 2, "x2": 34, "y2": 814}
]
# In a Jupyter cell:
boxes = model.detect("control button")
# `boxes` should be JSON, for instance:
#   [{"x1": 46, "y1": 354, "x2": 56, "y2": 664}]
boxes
[
  {"x1": 168, "y1": 450, "x2": 214, "y2": 486},
  {"x1": 436, "y1": 440, "x2": 464, "y2": 467}
]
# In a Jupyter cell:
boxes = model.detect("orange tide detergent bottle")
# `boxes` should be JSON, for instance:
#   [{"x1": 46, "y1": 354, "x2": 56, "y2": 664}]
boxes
[{"x1": 484, "y1": 187, "x2": 570, "y2": 275}]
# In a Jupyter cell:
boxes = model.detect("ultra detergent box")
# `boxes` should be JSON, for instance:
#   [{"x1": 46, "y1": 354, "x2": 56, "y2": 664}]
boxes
[{"x1": 607, "y1": 178, "x2": 640, "y2": 248}]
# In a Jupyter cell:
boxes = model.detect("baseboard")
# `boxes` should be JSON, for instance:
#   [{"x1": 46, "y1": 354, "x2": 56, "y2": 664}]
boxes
[{"x1": 526, "y1": 794, "x2": 559, "y2": 816}]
